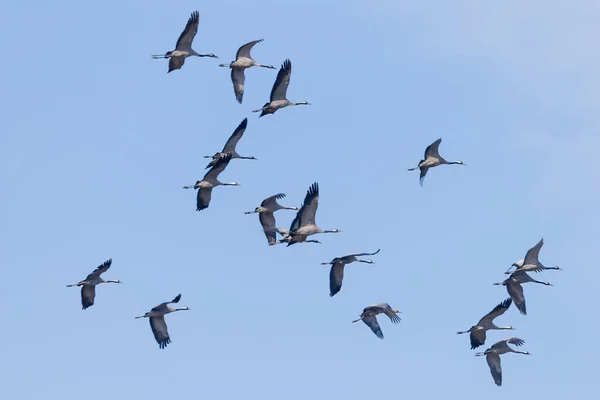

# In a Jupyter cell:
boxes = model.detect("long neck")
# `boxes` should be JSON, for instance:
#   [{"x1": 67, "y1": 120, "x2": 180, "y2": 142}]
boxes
[
  {"x1": 532, "y1": 279, "x2": 550, "y2": 285},
  {"x1": 222, "y1": 182, "x2": 237, "y2": 186},
  {"x1": 324, "y1": 229, "x2": 338, "y2": 233},
  {"x1": 105, "y1": 280, "x2": 120, "y2": 284},
  {"x1": 489, "y1": 324, "x2": 512, "y2": 330}
]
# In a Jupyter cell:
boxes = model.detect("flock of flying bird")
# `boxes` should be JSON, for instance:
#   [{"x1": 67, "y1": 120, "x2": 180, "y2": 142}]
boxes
[
  {"x1": 65, "y1": 10, "x2": 562, "y2": 387},
  {"x1": 457, "y1": 238, "x2": 562, "y2": 386}
]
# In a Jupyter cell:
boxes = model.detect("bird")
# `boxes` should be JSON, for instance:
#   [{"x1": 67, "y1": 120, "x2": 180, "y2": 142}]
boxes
[
  {"x1": 244, "y1": 193, "x2": 298, "y2": 245},
  {"x1": 475, "y1": 337, "x2": 531, "y2": 386},
  {"x1": 456, "y1": 298, "x2": 514, "y2": 349},
  {"x1": 352, "y1": 303, "x2": 401, "y2": 339},
  {"x1": 252, "y1": 59, "x2": 310, "y2": 117},
  {"x1": 493, "y1": 271, "x2": 553, "y2": 315},
  {"x1": 66, "y1": 259, "x2": 121, "y2": 310},
  {"x1": 151, "y1": 11, "x2": 218, "y2": 73},
  {"x1": 203, "y1": 119, "x2": 256, "y2": 169},
  {"x1": 182, "y1": 153, "x2": 240, "y2": 211},
  {"x1": 219, "y1": 39, "x2": 276, "y2": 103},
  {"x1": 321, "y1": 249, "x2": 381, "y2": 297},
  {"x1": 135, "y1": 294, "x2": 190, "y2": 349},
  {"x1": 284, "y1": 182, "x2": 341, "y2": 246},
  {"x1": 505, "y1": 238, "x2": 562, "y2": 274},
  {"x1": 276, "y1": 228, "x2": 322, "y2": 245},
  {"x1": 407, "y1": 138, "x2": 465, "y2": 185}
]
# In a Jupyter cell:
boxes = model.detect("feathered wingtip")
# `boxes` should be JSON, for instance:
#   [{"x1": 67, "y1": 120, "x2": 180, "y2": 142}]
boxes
[{"x1": 171, "y1": 294, "x2": 182, "y2": 303}]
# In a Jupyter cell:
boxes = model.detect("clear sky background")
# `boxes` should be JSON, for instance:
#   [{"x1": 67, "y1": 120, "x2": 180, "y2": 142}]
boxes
[{"x1": 0, "y1": 1, "x2": 598, "y2": 398}]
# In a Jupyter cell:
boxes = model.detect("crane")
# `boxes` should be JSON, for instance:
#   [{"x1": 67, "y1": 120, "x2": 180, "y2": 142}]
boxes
[
  {"x1": 352, "y1": 303, "x2": 401, "y2": 339},
  {"x1": 204, "y1": 118, "x2": 256, "y2": 168},
  {"x1": 457, "y1": 298, "x2": 514, "y2": 349},
  {"x1": 284, "y1": 182, "x2": 340, "y2": 246},
  {"x1": 219, "y1": 39, "x2": 276, "y2": 103},
  {"x1": 135, "y1": 294, "x2": 190, "y2": 349},
  {"x1": 475, "y1": 337, "x2": 531, "y2": 386},
  {"x1": 408, "y1": 138, "x2": 465, "y2": 185},
  {"x1": 245, "y1": 193, "x2": 298, "y2": 245},
  {"x1": 66, "y1": 259, "x2": 121, "y2": 310},
  {"x1": 505, "y1": 238, "x2": 562, "y2": 274},
  {"x1": 151, "y1": 11, "x2": 218, "y2": 73},
  {"x1": 321, "y1": 249, "x2": 380, "y2": 297},
  {"x1": 252, "y1": 59, "x2": 310, "y2": 117},
  {"x1": 182, "y1": 153, "x2": 240, "y2": 211}
]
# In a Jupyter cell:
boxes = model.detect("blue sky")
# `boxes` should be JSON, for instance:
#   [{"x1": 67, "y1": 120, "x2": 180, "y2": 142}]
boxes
[{"x1": 0, "y1": 1, "x2": 597, "y2": 398}]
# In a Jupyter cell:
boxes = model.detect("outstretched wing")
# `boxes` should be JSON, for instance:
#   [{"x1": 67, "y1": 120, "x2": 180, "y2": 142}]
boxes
[
  {"x1": 203, "y1": 153, "x2": 233, "y2": 182},
  {"x1": 236, "y1": 39, "x2": 263, "y2": 59},
  {"x1": 81, "y1": 285, "x2": 96, "y2": 310},
  {"x1": 259, "y1": 212, "x2": 277, "y2": 245},
  {"x1": 362, "y1": 315, "x2": 384, "y2": 339},
  {"x1": 419, "y1": 165, "x2": 430, "y2": 186},
  {"x1": 470, "y1": 329, "x2": 486, "y2": 349},
  {"x1": 222, "y1": 118, "x2": 248, "y2": 153},
  {"x1": 424, "y1": 138, "x2": 442, "y2": 159},
  {"x1": 196, "y1": 187, "x2": 213, "y2": 211},
  {"x1": 329, "y1": 262, "x2": 345, "y2": 297},
  {"x1": 486, "y1": 352, "x2": 502, "y2": 386},
  {"x1": 506, "y1": 280, "x2": 527, "y2": 315},
  {"x1": 231, "y1": 67, "x2": 246, "y2": 103},
  {"x1": 523, "y1": 238, "x2": 544, "y2": 266},
  {"x1": 175, "y1": 10, "x2": 199, "y2": 51},
  {"x1": 86, "y1": 259, "x2": 112, "y2": 280},
  {"x1": 506, "y1": 337, "x2": 525, "y2": 347},
  {"x1": 346, "y1": 249, "x2": 381, "y2": 258},
  {"x1": 150, "y1": 316, "x2": 171, "y2": 349},
  {"x1": 383, "y1": 307, "x2": 401, "y2": 323},
  {"x1": 289, "y1": 182, "x2": 319, "y2": 232},
  {"x1": 270, "y1": 59, "x2": 291, "y2": 101},
  {"x1": 168, "y1": 56, "x2": 186, "y2": 73},
  {"x1": 299, "y1": 182, "x2": 319, "y2": 227},
  {"x1": 261, "y1": 193, "x2": 286, "y2": 208},
  {"x1": 478, "y1": 298, "x2": 512, "y2": 326}
]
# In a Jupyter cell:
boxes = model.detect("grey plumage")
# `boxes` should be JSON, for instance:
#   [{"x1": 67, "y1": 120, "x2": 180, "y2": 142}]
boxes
[
  {"x1": 457, "y1": 298, "x2": 514, "y2": 349},
  {"x1": 407, "y1": 138, "x2": 465, "y2": 185},
  {"x1": 352, "y1": 303, "x2": 401, "y2": 339},
  {"x1": 204, "y1": 119, "x2": 256, "y2": 168},
  {"x1": 135, "y1": 294, "x2": 190, "y2": 349},
  {"x1": 245, "y1": 193, "x2": 298, "y2": 245},
  {"x1": 475, "y1": 337, "x2": 531, "y2": 386},
  {"x1": 182, "y1": 153, "x2": 240, "y2": 211},
  {"x1": 252, "y1": 59, "x2": 310, "y2": 117},
  {"x1": 66, "y1": 259, "x2": 121, "y2": 310},
  {"x1": 321, "y1": 249, "x2": 380, "y2": 297},
  {"x1": 505, "y1": 238, "x2": 562, "y2": 274},
  {"x1": 151, "y1": 11, "x2": 218, "y2": 73},
  {"x1": 284, "y1": 182, "x2": 340, "y2": 246},
  {"x1": 494, "y1": 270, "x2": 554, "y2": 315},
  {"x1": 219, "y1": 39, "x2": 276, "y2": 103}
]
